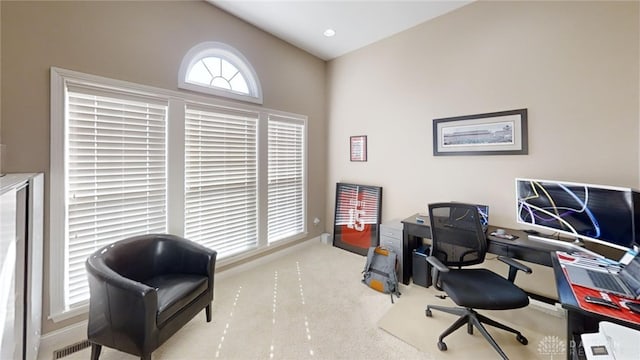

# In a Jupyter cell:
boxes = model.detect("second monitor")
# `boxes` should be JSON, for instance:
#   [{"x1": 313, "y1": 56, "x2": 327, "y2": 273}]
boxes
[{"x1": 516, "y1": 178, "x2": 639, "y2": 252}]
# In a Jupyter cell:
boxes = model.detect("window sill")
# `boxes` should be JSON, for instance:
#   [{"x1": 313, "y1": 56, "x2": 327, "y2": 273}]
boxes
[{"x1": 49, "y1": 303, "x2": 89, "y2": 323}]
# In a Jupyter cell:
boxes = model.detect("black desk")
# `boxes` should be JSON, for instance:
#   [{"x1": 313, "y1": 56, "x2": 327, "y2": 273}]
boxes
[
  {"x1": 401, "y1": 213, "x2": 563, "y2": 286},
  {"x1": 551, "y1": 254, "x2": 640, "y2": 359},
  {"x1": 401, "y1": 213, "x2": 640, "y2": 359}
]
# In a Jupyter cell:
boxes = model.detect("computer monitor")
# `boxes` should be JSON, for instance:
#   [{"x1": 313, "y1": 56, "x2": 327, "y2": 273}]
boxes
[
  {"x1": 633, "y1": 191, "x2": 640, "y2": 250},
  {"x1": 515, "y1": 178, "x2": 638, "y2": 251},
  {"x1": 477, "y1": 204, "x2": 489, "y2": 232},
  {"x1": 449, "y1": 203, "x2": 489, "y2": 233}
]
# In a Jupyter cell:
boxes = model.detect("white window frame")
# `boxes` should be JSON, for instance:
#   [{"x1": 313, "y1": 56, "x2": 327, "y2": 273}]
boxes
[
  {"x1": 267, "y1": 114, "x2": 307, "y2": 244},
  {"x1": 178, "y1": 41, "x2": 263, "y2": 104},
  {"x1": 50, "y1": 67, "x2": 305, "y2": 321},
  {"x1": 184, "y1": 103, "x2": 260, "y2": 258}
]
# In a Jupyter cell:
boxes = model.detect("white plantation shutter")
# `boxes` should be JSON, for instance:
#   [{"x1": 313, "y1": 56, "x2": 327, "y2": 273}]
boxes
[
  {"x1": 267, "y1": 115, "x2": 305, "y2": 242},
  {"x1": 51, "y1": 68, "x2": 309, "y2": 320},
  {"x1": 65, "y1": 84, "x2": 167, "y2": 307},
  {"x1": 185, "y1": 104, "x2": 259, "y2": 258}
]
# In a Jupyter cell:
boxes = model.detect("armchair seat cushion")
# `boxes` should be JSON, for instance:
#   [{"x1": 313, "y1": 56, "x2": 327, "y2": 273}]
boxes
[
  {"x1": 145, "y1": 274, "x2": 209, "y2": 326},
  {"x1": 441, "y1": 268, "x2": 529, "y2": 310}
]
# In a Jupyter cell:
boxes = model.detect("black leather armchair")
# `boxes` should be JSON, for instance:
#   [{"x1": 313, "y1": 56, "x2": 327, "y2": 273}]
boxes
[
  {"x1": 85, "y1": 234, "x2": 217, "y2": 360},
  {"x1": 425, "y1": 203, "x2": 532, "y2": 360}
]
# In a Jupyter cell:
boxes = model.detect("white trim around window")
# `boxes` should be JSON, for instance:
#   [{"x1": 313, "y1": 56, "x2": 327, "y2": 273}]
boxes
[
  {"x1": 178, "y1": 41, "x2": 263, "y2": 104},
  {"x1": 49, "y1": 67, "x2": 306, "y2": 321},
  {"x1": 267, "y1": 114, "x2": 307, "y2": 243}
]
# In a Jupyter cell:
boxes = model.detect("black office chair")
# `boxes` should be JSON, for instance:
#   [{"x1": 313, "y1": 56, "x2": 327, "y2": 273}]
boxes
[{"x1": 425, "y1": 202, "x2": 532, "y2": 360}]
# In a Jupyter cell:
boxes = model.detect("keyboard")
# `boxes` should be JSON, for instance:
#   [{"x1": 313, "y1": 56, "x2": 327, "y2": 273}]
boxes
[{"x1": 588, "y1": 271, "x2": 626, "y2": 294}]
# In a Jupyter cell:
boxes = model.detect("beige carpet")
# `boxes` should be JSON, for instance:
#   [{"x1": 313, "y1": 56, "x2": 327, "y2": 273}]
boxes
[
  {"x1": 378, "y1": 283, "x2": 568, "y2": 359},
  {"x1": 58, "y1": 240, "x2": 566, "y2": 360},
  {"x1": 62, "y1": 240, "x2": 428, "y2": 360}
]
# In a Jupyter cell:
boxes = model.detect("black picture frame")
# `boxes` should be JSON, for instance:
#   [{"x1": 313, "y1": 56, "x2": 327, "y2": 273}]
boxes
[
  {"x1": 433, "y1": 108, "x2": 528, "y2": 156},
  {"x1": 332, "y1": 182, "x2": 382, "y2": 256},
  {"x1": 350, "y1": 135, "x2": 367, "y2": 162}
]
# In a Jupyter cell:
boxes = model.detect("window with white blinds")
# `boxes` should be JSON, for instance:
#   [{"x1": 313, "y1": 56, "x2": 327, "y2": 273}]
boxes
[
  {"x1": 65, "y1": 84, "x2": 167, "y2": 307},
  {"x1": 267, "y1": 115, "x2": 305, "y2": 243},
  {"x1": 50, "y1": 67, "x2": 307, "y2": 321},
  {"x1": 184, "y1": 104, "x2": 259, "y2": 257}
]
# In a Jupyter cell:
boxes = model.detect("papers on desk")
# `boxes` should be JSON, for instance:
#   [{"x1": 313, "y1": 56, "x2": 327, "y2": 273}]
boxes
[
  {"x1": 581, "y1": 321, "x2": 640, "y2": 360},
  {"x1": 556, "y1": 251, "x2": 621, "y2": 269}
]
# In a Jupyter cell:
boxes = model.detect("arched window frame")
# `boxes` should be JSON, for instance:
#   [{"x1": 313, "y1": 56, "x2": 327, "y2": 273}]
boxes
[{"x1": 179, "y1": 41, "x2": 263, "y2": 104}]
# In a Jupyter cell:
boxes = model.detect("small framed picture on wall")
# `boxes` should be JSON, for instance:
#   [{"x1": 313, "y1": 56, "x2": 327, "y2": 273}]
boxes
[{"x1": 350, "y1": 135, "x2": 367, "y2": 162}]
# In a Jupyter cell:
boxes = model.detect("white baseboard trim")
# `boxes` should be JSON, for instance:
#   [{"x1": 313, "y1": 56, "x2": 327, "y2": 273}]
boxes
[
  {"x1": 38, "y1": 320, "x2": 87, "y2": 360},
  {"x1": 529, "y1": 297, "x2": 566, "y2": 318},
  {"x1": 216, "y1": 236, "x2": 320, "y2": 280}
]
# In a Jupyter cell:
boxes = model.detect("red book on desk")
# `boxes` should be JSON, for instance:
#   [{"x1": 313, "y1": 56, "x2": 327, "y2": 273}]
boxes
[{"x1": 556, "y1": 252, "x2": 640, "y2": 323}]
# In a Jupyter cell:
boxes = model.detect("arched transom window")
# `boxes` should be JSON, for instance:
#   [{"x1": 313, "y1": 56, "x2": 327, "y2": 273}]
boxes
[{"x1": 179, "y1": 42, "x2": 263, "y2": 104}]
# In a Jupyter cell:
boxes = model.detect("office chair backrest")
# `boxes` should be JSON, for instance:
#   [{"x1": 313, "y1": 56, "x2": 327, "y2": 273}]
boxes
[{"x1": 428, "y1": 202, "x2": 487, "y2": 268}]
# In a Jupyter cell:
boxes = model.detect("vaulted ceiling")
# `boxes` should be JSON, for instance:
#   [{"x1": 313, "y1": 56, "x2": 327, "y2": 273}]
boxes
[{"x1": 208, "y1": 1, "x2": 473, "y2": 60}]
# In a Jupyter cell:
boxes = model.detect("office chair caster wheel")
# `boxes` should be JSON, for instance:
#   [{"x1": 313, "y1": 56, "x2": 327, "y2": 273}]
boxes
[
  {"x1": 437, "y1": 341, "x2": 447, "y2": 351},
  {"x1": 426, "y1": 309, "x2": 432, "y2": 317},
  {"x1": 516, "y1": 334, "x2": 528, "y2": 345}
]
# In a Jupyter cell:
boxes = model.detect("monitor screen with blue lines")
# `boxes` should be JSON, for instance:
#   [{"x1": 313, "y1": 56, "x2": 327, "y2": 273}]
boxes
[
  {"x1": 477, "y1": 204, "x2": 489, "y2": 232},
  {"x1": 516, "y1": 178, "x2": 639, "y2": 250}
]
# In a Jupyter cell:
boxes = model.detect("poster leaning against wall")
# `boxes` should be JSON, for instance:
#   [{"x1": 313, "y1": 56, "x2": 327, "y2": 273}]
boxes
[{"x1": 333, "y1": 182, "x2": 382, "y2": 256}]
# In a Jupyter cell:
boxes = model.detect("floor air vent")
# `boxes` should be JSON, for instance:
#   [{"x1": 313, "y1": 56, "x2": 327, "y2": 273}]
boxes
[{"x1": 53, "y1": 340, "x2": 91, "y2": 359}]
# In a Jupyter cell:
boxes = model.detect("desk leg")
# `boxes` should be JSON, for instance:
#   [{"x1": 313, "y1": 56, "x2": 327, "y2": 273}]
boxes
[
  {"x1": 402, "y1": 232, "x2": 417, "y2": 285},
  {"x1": 566, "y1": 309, "x2": 598, "y2": 360},
  {"x1": 566, "y1": 310, "x2": 580, "y2": 360}
]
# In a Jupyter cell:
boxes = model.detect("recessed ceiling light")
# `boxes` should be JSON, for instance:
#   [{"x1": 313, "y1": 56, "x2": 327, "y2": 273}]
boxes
[{"x1": 323, "y1": 28, "x2": 336, "y2": 37}]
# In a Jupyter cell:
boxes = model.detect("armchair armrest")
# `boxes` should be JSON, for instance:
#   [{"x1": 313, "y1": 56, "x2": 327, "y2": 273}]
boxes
[
  {"x1": 157, "y1": 235, "x2": 217, "y2": 293},
  {"x1": 164, "y1": 235, "x2": 217, "y2": 275},
  {"x1": 88, "y1": 256, "x2": 157, "y2": 295},
  {"x1": 497, "y1": 255, "x2": 532, "y2": 282},
  {"x1": 86, "y1": 256, "x2": 159, "y2": 346}
]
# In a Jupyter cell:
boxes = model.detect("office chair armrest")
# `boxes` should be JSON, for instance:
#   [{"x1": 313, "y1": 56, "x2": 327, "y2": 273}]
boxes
[
  {"x1": 497, "y1": 255, "x2": 532, "y2": 282},
  {"x1": 426, "y1": 256, "x2": 449, "y2": 290},
  {"x1": 426, "y1": 256, "x2": 449, "y2": 272}
]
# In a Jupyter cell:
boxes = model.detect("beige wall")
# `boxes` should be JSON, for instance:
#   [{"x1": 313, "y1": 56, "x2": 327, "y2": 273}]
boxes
[
  {"x1": 1, "y1": 1, "x2": 327, "y2": 334},
  {"x1": 326, "y1": 1, "x2": 639, "y2": 297}
]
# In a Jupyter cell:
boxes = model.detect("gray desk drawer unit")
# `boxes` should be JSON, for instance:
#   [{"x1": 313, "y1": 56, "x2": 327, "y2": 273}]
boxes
[{"x1": 379, "y1": 221, "x2": 404, "y2": 283}]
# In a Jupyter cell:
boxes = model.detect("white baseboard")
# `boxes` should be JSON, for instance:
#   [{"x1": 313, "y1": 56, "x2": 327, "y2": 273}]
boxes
[
  {"x1": 216, "y1": 236, "x2": 320, "y2": 280},
  {"x1": 529, "y1": 297, "x2": 566, "y2": 318},
  {"x1": 38, "y1": 320, "x2": 87, "y2": 360}
]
